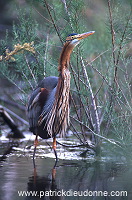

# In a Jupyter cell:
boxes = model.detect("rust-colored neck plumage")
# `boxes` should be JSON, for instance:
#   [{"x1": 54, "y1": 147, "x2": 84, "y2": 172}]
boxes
[
  {"x1": 46, "y1": 41, "x2": 73, "y2": 137},
  {"x1": 58, "y1": 41, "x2": 74, "y2": 71}
]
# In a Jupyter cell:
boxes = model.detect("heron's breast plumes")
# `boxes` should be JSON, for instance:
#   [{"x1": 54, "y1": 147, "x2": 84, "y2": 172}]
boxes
[{"x1": 47, "y1": 68, "x2": 70, "y2": 137}]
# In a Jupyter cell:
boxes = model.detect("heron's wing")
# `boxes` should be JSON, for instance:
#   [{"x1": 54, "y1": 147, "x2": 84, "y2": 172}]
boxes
[
  {"x1": 38, "y1": 87, "x2": 57, "y2": 125},
  {"x1": 27, "y1": 87, "x2": 49, "y2": 133},
  {"x1": 27, "y1": 76, "x2": 58, "y2": 134}
]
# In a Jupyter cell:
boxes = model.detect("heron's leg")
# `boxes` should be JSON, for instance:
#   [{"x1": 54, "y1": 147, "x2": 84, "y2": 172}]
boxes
[
  {"x1": 33, "y1": 134, "x2": 39, "y2": 168},
  {"x1": 52, "y1": 167, "x2": 56, "y2": 180},
  {"x1": 52, "y1": 137, "x2": 58, "y2": 180},
  {"x1": 52, "y1": 137, "x2": 58, "y2": 167}
]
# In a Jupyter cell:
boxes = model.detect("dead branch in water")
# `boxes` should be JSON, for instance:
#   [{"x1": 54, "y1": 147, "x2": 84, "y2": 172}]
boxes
[{"x1": 0, "y1": 105, "x2": 25, "y2": 138}]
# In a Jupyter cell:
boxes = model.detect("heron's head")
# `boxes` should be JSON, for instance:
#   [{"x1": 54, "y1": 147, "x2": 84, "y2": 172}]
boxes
[
  {"x1": 59, "y1": 31, "x2": 95, "y2": 70},
  {"x1": 66, "y1": 31, "x2": 95, "y2": 47}
]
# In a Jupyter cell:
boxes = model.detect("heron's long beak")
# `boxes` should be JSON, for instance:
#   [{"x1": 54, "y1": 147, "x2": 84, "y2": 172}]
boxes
[{"x1": 77, "y1": 31, "x2": 95, "y2": 40}]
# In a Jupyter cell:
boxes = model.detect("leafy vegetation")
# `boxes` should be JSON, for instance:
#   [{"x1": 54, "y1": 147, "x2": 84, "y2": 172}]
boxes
[{"x1": 0, "y1": 0, "x2": 131, "y2": 157}]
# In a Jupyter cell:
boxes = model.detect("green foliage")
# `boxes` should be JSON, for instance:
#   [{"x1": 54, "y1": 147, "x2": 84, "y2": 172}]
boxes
[{"x1": 0, "y1": 0, "x2": 131, "y2": 155}]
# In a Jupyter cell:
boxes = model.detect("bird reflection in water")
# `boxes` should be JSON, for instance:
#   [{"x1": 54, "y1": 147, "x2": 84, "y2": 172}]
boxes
[{"x1": 27, "y1": 173, "x2": 61, "y2": 200}]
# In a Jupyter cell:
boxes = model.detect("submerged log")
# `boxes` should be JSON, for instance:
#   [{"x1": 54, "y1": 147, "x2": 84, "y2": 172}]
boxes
[{"x1": 0, "y1": 105, "x2": 25, "y2": 138}]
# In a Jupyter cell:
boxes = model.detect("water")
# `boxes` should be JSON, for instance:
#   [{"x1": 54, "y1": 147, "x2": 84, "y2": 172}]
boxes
[{"x1": 0, "y1": 133, "x2": 132, "y2": 200}]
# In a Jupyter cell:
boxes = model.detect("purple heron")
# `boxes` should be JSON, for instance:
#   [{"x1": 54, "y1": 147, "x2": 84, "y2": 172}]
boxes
[{"x1": 27, "y1": 31, "x2": 95, "y2": 163}]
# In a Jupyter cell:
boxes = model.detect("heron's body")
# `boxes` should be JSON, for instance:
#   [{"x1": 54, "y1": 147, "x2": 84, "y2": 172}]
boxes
[
  {"x1": 28, "y1": 76, "x2": 58, "y2": 139},
  {"x1": 27, "y1": 31, "x2": 95, "y2": 162}
]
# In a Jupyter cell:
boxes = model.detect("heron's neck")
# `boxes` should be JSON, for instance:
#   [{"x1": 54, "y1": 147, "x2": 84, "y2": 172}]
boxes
[{"x1": 58, "y1": 42, "x2": 74, "y2": 71}]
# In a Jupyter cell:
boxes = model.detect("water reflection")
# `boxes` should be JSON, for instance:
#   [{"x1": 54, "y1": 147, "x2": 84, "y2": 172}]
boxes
[
  {"x1": 27, "y1": 172, "x2": 61, "y2": 200},
  {"x1": 25, "y1": 160, "x2": 131, "y2": 200},
  {"x1": 0, "y1": 138, "x2": 132, "y2": 200}
]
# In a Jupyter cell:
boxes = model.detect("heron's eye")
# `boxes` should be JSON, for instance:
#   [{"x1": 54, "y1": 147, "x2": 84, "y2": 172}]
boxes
[
  {"x1": 71, "y1": 36, "x2": 76, "y2": 40},
  {"x1": 66, "y1": 35, "x2": 76, "y2": 41}
]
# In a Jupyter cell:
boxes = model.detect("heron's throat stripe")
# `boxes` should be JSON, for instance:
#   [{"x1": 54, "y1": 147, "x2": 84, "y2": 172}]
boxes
[{"x1": 46, "y1": 68, "x2": 70, "y2": 137}]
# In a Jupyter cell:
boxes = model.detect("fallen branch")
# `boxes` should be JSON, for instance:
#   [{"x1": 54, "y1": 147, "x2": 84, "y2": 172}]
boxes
[
  {"x1": 0, "y1": 105, "x2": 25, "y2": 138},
  {"x1": 1, "y1": 105, "x2": 28, "y2": 125},
  {"x1": 56, "y1": 140, "x2": 95, "y2": 150}
]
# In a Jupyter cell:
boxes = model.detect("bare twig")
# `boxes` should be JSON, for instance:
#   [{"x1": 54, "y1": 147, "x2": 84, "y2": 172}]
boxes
[
  {"x1": 61, "y1": 0, "x2": 74, "y2": 31},
  {"x1": 107, "y1": 0, "x2": 116, "y2": 66},
  {"x1": 2, "y1": 74, "x2": 27, "y2": 95},
  {"x1": 21, "y1": 70, "x2": 34, "y2": 90},
  {"x1": 44, "y1": 0, "x2": 63, "y2": 44},
  {"x1": 116, "y1": 11, "x2": 131, "y2": 66},
  {"x1": 70, "y1": 63, "x2": 94, "y2": 142},
  {"x1": 33, "y1": 7, "x2": 53, "y2": 24},
  {"x1": 70, "y1": 116, "x2": 122, "y2": 148},
  {"x1": 107, "y1": 0, "x2": 119, "y2": 87},
  {"x1": 43, "y1": 34, "x2": 49, "y2": 77},
  {"x1": 56, "y1": 140, "x2": 95, "y2": 150},
  {"x1": 0, "y1": 97, "x2": 26, "y2": 111},
  {"x1": 24, "y1": 55, "x2": 37, "y2": 87},
  {"x1": 70, "y1": 121, "x2": 86, "y2": 144},
  {"x1": 80, "y1": 58, "x2": 100, "y2": 141}
]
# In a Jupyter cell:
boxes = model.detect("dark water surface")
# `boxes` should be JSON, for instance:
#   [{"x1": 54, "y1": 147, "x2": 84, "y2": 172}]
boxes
[{"x1": 0, "y1": 134, "x2": 132, "y2": 200}]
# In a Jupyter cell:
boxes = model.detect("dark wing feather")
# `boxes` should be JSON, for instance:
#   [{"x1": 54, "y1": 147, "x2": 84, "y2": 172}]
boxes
[
  {"x1": 28, "y1": 87, "x2": 49, "y2": 134},
  {"x1": 27, "y1": 76, "x2": 58, "y2": 136},
  {"x1": 38, "y1": 87, "x2": 57, "y2": 125}
]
